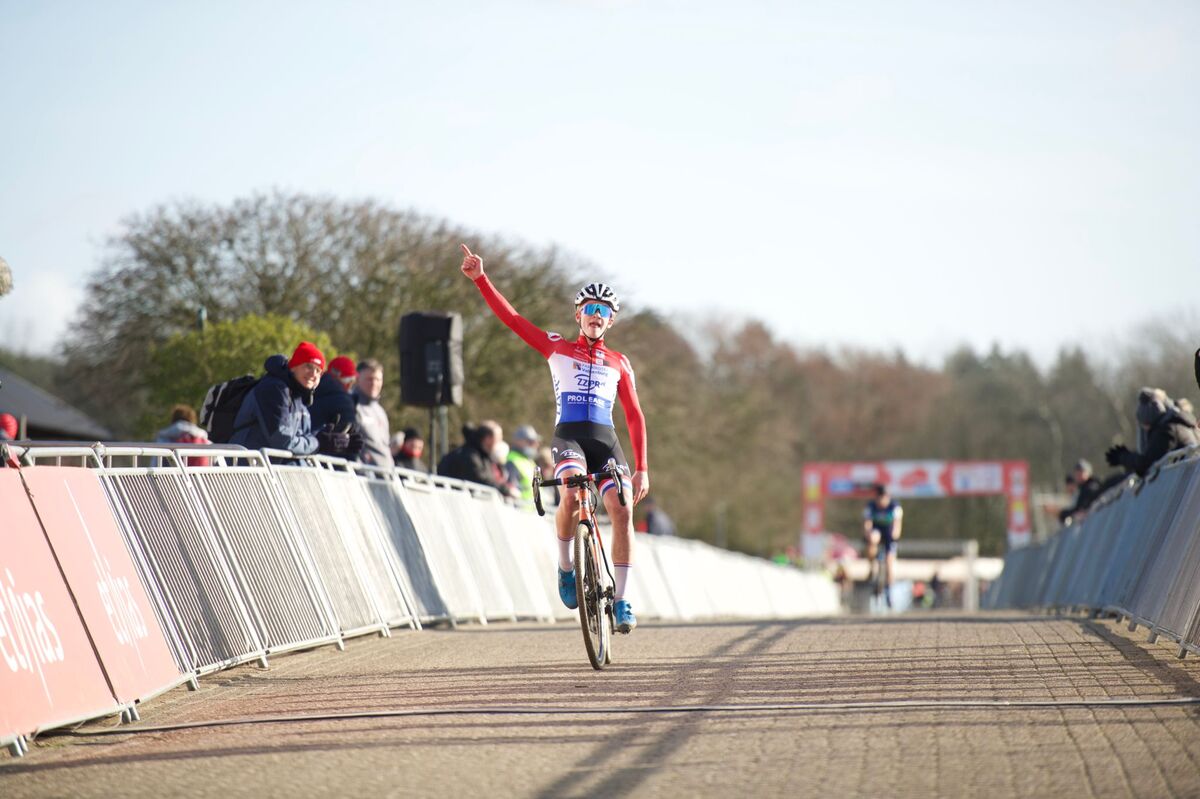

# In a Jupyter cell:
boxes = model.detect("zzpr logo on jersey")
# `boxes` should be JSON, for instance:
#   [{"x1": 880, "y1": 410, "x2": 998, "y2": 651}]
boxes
[{"x1": 574, "y1": 373, "x2": 602, "y2": 391}]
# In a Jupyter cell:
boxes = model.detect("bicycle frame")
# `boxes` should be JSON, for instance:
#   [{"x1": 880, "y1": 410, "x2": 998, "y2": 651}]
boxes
[{"x1": 533, "y1": 465, "x2": 626, "y2": 669}]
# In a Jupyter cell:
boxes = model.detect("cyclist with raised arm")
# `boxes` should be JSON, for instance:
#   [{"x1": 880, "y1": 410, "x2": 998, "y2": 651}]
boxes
[
  {"x1": 459, "y1": 244, "x2": 648, "y2": 633},
  {"x1": 863, "y1": 483, "x2": 902, "y2": 608}
]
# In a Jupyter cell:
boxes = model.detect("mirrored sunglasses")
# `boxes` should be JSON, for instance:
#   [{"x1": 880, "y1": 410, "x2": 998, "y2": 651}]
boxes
[{"x1": 581, "y1": 302, "x2": 613, "y2": 319}]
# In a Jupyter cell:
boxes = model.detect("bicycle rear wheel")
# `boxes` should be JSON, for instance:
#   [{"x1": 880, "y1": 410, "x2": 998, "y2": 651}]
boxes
[{"x1": 575, "y1": 521, "x2": 608, "y2": 670}]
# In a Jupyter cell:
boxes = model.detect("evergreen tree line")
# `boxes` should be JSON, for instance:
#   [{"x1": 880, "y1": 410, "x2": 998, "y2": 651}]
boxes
[{"x1": 4, "y1": 192, "x2": 1197, "y2": 557}]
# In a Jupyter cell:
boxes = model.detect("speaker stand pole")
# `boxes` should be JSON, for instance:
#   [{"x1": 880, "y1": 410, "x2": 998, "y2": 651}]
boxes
[
  {"x1": 437, "y1": 405, "x2": 449, "y2": 468},
  {"x1": 428, "y1": 407, "x2": 437, "y2": 472}
]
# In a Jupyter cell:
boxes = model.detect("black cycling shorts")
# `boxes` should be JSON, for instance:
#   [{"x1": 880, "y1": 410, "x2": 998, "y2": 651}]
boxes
[
  {"x1": 551, "y1": 422, "x2": 631, "y2": 488},
  {"x1": 866, "y1": 529, "x2": 898, "y2": 556}
]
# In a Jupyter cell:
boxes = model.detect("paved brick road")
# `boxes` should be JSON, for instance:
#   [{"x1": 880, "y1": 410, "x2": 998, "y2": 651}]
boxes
[{"x1": 4, "y1": 612, "x2": 1200, "y2": 798}]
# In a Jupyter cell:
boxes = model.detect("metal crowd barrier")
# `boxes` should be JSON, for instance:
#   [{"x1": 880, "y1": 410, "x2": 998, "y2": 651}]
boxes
[
  {"x1": 183, "y1": 449, "x2": 343, "y2": 657},
  {"x1": 355, "y1": 467, "x2": 452, "y2": 625},
  {"x1": 985, "y1": 446, "x2": 1200, "y2": 658},
  {"x1": 267, "y1": 452, "x2": 420, "y2": 637},
  {"x1": 3, "y1": 440, "x2": 839, "y2": 757},
  {"x1": 395, "y1": 473, "x2": 490, "y2": 624},
  {"x1": 94, "y1": 448, "x2": 267, "y2": 676}
]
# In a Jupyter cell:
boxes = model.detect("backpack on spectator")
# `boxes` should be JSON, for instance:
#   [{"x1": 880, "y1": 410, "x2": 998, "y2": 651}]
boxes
[{"x1": 200, "y1": 374, "x2": 259, "y2": 443}]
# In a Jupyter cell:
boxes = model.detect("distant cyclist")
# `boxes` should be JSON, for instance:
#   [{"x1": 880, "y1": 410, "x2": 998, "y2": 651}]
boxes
[
  {"x1": 863, "y1": 483, "x2": 903, "y2": 608},
  {"x1": 459, "y1": 244, "x2": 649, "y2": 633}
]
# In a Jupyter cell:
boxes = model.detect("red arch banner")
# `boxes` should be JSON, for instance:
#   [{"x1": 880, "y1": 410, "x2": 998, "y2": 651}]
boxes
[{"x1": 802, "y1": 460, "x2": 1031, "y2": 549}]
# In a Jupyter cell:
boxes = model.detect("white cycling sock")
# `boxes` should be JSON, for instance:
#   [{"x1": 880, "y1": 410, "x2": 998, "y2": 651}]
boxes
[
  {"x1": 558, "y1": 537, "x2": 573, "y2": 572},
  {"x1": 614, "y1": 564, "x2": 630, "y2": 601}
]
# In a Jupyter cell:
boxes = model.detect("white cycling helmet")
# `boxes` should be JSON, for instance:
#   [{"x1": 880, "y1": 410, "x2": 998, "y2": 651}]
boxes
[{"x1": 574, "y1": 282, "x2": 621, "y2": 313}]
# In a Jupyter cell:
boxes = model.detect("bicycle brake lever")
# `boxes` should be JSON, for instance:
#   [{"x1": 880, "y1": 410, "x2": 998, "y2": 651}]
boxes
[
  {"x1": 612, "y1": 467, "x2": 627, "y2": 507},
  {"x1": 532, "y1": 474, "x2": 545, "y2": 516}
]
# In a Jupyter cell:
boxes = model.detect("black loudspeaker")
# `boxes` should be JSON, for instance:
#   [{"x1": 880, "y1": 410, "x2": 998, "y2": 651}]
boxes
[{"x1": 398, "y1": 312, "x2": 464, "y2": 407}]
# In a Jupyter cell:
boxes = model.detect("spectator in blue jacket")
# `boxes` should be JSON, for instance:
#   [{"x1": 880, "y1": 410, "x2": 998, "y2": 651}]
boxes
[{"x1": 230, "y1": 342, "x2": 350, "y2": 456}]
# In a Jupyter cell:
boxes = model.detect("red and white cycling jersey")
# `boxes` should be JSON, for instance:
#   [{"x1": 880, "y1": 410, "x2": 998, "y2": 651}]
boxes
[{"x1": 474, "y1": 274, "x2": 648, "y2": 472}]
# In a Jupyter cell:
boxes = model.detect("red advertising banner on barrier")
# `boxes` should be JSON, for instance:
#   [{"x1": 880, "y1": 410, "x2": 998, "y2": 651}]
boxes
[
  {"x1": 0, "y1": 471, "x2": 120, "y2": 739},
  {"x1": 22, "y1": 467, "x2": 184, "y2": 705}
]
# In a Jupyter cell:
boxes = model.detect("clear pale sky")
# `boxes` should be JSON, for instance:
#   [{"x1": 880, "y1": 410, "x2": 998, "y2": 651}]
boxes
[{"x1": 1, "y1": 1, "x2": 1197, "y2": 362}]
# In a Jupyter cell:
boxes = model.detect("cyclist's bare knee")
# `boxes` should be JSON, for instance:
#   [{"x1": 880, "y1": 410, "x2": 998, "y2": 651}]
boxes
[
  {"x1": 602, "y1": 488, "x2": 631, "y2": 526},
  {"x1": 558, "y1": 486, "x2": 579, "y2": 513}
]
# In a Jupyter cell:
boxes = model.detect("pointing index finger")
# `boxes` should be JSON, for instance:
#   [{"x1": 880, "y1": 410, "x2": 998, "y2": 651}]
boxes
[{"x1": 460, "y1": 243, "x2": 474, "y2": 258}]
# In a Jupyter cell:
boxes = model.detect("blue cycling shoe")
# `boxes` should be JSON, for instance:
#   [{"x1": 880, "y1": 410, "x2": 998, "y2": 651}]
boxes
[
  {"x1": 613, "y1": 599, "x2": 637, "y2": 634},
  {"x1": 558, "y1": 568, "x2": 578, "y2": 610}
]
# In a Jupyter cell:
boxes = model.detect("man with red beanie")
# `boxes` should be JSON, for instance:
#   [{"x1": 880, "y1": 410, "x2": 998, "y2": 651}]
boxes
[
  {"x1": 230, "y1": 341, "x2": 351, "y2": 456},
  {"x1": 309, "y1": 355, "x2": 364, "y2": 458}
]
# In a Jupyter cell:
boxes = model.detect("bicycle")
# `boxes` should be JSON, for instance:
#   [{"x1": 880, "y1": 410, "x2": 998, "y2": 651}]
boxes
[
  {"x1": 866, "y1": 533, "x2": 895, "y2": 610},
  {"x1": 532, "y1": 463, "x2": 626, "y2": 670}
]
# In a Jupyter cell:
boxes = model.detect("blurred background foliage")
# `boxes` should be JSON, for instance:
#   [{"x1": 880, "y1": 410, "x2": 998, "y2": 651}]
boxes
[{"x1": 2, "y1": 191, "x2": 1198, "y2": 557}]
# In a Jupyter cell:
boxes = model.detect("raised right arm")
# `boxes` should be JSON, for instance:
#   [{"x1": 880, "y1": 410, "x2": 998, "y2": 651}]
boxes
[{"x1": 462, "y1": 244, "x2": 556, "y2": 358}]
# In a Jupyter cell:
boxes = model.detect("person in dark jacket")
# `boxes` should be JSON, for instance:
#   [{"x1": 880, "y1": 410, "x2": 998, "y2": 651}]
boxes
[
  {"x1": 1058, "y1": 459, "x2": 1102, "y2": 522},
  {"x1": 437, "y1": 421, "x2": 516, "y2": 495},
  {"x1": 309, "y1": 356, "x2": 357, "y2": 430},
  {"x1": 230, "y1": 342, "x2": 350, "y2": 457},
  {"x1": 1106, "y1": 388, "x2": 1199, "y2": 477},
  {"x1": 394, "y1": 427, "x2": 428, "y2": 472},
  {"x1": 308, "y1": 355, "x2": 364, "y2": 458}
]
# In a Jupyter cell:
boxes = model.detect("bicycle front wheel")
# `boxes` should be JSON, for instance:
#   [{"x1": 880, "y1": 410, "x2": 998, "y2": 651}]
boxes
[{"x1": 575, "y1": 521, "x2": 608, "y2": 670}]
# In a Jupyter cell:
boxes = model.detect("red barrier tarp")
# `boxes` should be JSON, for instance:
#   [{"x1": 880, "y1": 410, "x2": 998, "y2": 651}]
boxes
[
  {"x1": 0, "y1": 470, "x2": 120, "y2": 738},
  {"x1": 22, "y1": 467, "x2": 184, "y2": 705}
]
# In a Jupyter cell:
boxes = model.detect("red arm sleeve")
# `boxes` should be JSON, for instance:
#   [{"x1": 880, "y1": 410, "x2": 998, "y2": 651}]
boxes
[
  {"x1": 616, "y1": 354, "x2": 648, "y2": 472},
  {"x1": 473, "y1": 274, "x2": 555, "y2": 358}
]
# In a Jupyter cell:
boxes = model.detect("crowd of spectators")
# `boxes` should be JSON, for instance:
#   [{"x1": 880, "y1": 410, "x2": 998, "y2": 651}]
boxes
[
  {"x1": 437, "y1": 420, "x2": 519, "y2": 498},
  {"x1": 1059, "y1": 365, "x2": 1200, "y2": 526},
  {"x1": 189, "y1": 341, "x2": 387, "y2": 462}
]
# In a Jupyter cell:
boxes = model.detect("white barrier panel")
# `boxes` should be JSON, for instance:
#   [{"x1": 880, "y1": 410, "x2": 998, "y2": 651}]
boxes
[
  {"x1": 184, "y1": 452, "x2": 341, "y2": 655},
  {"x1": 510, "y1": 507, "x2": 575, "y2": 621},
  {"x1": 395, "y1": 474, "x2": 488, "y2": 624},
  {"x1": 627, "y1": 536, "x2": 677, "y2": 620},
  {"x1": 482, "y1": 499, "x2": 557, "y2": 622},
  {"x1": 328, "y1": 464, "x2": 419, "y2": 630},
  {"x1": 358, "y1": 470, "x2": 451, "y2": 625},
  {"x1": 100, "y1": 465, "x2": 266, "y2": 674},
  {"x1": 431, "y1": 479, "x2": 519, "y2": 622},
  {"x1": 270, "y1": 463, "x2": 390, "y2": 639}
]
